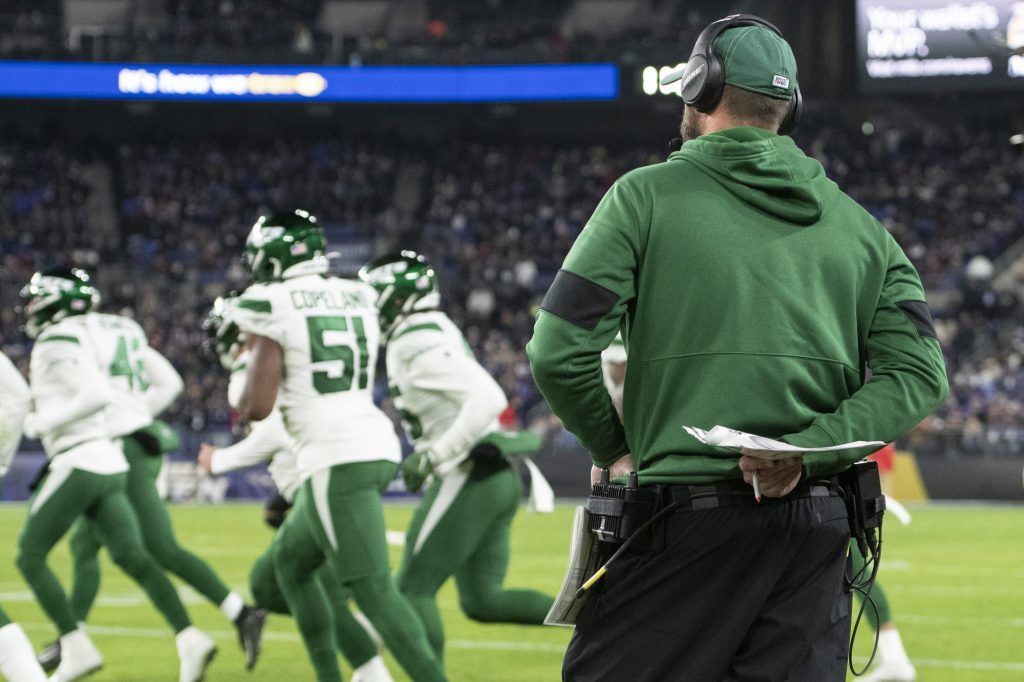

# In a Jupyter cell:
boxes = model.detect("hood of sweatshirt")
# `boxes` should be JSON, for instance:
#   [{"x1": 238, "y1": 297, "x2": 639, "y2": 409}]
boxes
[{"x1": 671, "y1": 126, "x2": 837, "y2": 225}]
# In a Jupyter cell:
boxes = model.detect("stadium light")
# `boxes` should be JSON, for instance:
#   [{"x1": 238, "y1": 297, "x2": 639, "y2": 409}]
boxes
[{"x1": 641, "y1": 64, "x2": 686, "y2": 96}]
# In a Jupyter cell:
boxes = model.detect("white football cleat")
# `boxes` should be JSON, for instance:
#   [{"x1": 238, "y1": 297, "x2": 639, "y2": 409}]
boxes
[
  {"x1": 0, "y1": 623, "x2": 47, "y2": 682},
  {"x1": 351, "y1": 654, "x2": 395, "y2": 682},
  {"x1": 859, "y1": 658, "x2": 917, "y2": 682},
  {"x1": 175, "y1": 626, "x2": 217, "y2": 682},
  {"x1": 49, "y1": 629, "x2": 102, "y2": 681}
]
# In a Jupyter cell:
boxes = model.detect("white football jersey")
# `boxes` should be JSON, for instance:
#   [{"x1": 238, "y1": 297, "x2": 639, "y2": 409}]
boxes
[
  {"x1": 212, "y1": 351, "x2": 301, "y2": 501},
  {"x1": 233, "y1": 274, "x2": 400, "y2": 481},
  {"x1": 386, "y1": 311, "x2": 507, "y2": 473},
  {"x1": 79, "y1": 312, "x2": 156, "y2": 437},
  {"x1": 29, "y1": 319, "x2": 127, "y2": 473}
]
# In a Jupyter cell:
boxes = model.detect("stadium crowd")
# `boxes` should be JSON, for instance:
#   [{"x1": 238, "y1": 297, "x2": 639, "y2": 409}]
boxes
[
  {"x1": 1, "y1": 0, "x2": 743, "y2": 68},
  {"x1": 1, "y1": 115, "x2": 1023, "y2": 454}
]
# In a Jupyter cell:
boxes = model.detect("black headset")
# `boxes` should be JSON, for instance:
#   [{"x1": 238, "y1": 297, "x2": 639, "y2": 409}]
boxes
[{"x1": 680, "y1": 14, "x2": 802, "y2": 135}]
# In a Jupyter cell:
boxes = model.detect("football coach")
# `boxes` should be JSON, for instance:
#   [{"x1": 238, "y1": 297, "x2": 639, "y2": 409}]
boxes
[{"x1": 527, "y1": 14, "x2": 947, "y2": 682}]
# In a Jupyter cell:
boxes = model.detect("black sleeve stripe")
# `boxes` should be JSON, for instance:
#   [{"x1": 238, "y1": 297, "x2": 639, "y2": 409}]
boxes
[
  {"x1": 896, "y1": 300, "x2": 937, "y2": 339},
  {"x1": 540, "y1": 270, "x2": 620, "y2": 331}
]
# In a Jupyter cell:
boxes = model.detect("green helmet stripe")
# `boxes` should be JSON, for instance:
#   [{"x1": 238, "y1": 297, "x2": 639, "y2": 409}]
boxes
[{"x1": 237, "y1": 298, "x2": 272, "y2": 313}]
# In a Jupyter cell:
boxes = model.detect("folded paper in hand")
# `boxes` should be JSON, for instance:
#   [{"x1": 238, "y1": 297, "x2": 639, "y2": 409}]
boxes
[{"x1": 683, "y1": 425, "x2": 884, "y2": 460}]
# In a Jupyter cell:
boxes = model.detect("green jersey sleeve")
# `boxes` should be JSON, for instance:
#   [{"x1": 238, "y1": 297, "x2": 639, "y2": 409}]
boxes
[
  {"x1": 527, "y1": 179, "x2": 644, "y2": 467},
  {"x1": 784, "y1": 234, "x2": 949, "y2": 476}
]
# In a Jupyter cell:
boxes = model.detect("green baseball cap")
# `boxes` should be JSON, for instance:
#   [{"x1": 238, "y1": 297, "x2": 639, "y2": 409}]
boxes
[{"x1": 661, "y1": 24, "x2": 798, "y2": 100}]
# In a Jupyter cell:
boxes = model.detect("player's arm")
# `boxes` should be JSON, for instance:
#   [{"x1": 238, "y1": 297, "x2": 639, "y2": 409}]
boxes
[
  {"x1": 783, "y1": 233, "x2": 949, "y2": 477},
  {"x1": 527, "y1": 179, "x2": 644, "y2": 467},
  {"x1": 0, "y1": 353, "x2": 31, "y2": 475},
  {"x1": 202, "y1": 410, "x2": 291, "y2": 475},
  {"x1": 140, "y1": 346, "x2": 184, "y2": 417},
  {"x1": 406, "y1": 342, "x2": 508, "y2": 474},
  {"x1": 238, "y1": 335, "x2": 283, "y2": 422},
  {"x1": 24, "y1": 338, "x2": 113, "y2": 438}
]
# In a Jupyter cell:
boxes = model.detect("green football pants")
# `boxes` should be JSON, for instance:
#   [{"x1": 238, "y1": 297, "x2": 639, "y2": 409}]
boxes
[
  {"x1": 69, "y1": 436, "x2": 230, "y2": 622},
  {"x1": 249, "y1": 540, "x2": 378, "y2": 669},
  {"x1": 16, "y1": 467, "x2": 191, "y2": 635},
  {"x1": 850, "y1": 540, "x2": 893, "y2": 630},
  {"x1": 273, "y1": 461, "x2": 445, "y2": 682},
  {"x1": 398, "y1": 465, "x2": 554, "y2": 660}
]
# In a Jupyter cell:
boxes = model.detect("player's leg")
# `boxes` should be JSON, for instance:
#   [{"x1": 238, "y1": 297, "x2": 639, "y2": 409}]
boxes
[
  {"x1": 309, "y1": 462, "x2": 445, "y2": 682},
  {"x1": 271, "y1": 487, "x2": 342, "y2": 682},
  {"x1": 252, "y1": 536, "x2": 388, "y2": 679},
  {"x1": 88, "y1": 485, "x2": 217, "y2": 682},
  {"x1": 397, "y1": 477, "x2": 459, "y2": 658},
  {"x1": 250, "y1": 544, "x2": 290, "y2": 614},
  {"x1": 452, "y1": 468, "x2": 553, "y2": 625},
  {"x1": 0, "y1": 606, "x2": 47, "y2": 682},
  {"x1": 122, "y1": 437, "x2": 265, "y2": 667},
  {"x1": 68, "y1": 519, "x2": 103, "y2": 624},
  {"x1": 16, "y1": 468, "x2": 102, "y2": 636},
  {"x1": 35, "y1": 519, "x2": 104, "y2": 674},
  {"x1": 851, "y1": 543, "x2": 915, "y2": 682},
  {"x1": 316, "y1": 564, "x2": 388, "y2": 677},
  {"x1": 16, "y1": 468, "x2": 120, "y2": 680}
]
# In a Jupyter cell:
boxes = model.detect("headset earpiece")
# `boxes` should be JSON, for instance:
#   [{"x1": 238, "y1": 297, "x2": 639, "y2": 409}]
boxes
[{"x1": 778, "y1": 85, "x2": 802, "y2": 136}]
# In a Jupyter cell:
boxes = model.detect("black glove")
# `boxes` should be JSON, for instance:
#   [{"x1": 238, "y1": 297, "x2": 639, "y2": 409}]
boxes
[
  {"x1": 468, "y1": 442, "x2": 509, "y2": 480},
  {"x1": 264, "y1": 492, "x2": 292, "y2": 529}
]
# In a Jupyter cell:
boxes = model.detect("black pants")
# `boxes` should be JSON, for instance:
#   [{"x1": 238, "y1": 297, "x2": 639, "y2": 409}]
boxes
[{"x1": 563, "y1": 494, "x2": 851, "y2": 682}]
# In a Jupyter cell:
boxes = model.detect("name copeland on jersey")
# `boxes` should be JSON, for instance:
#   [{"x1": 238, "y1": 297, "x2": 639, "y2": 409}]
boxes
[{"x1": 232, "y1": 275, "x2": 400, "y2": 472}]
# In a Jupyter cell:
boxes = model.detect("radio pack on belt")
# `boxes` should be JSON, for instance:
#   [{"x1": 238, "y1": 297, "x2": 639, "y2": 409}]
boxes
[
  {"x1": 586, "y1": 470, "x2": 657, "y2": 544},
  {"x1": 838, "y1": 459, "x2": 885, "y2": 557}
]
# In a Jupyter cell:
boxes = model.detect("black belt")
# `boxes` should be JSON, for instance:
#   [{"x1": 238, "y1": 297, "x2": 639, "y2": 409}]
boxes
[{"x1": 659, "y1": 477, "x2": 840, "y2": 512}]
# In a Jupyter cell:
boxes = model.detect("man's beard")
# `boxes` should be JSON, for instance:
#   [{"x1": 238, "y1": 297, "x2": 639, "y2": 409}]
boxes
[{"x1": 680, "y1": 105, "x2": 704, "y2": 143}]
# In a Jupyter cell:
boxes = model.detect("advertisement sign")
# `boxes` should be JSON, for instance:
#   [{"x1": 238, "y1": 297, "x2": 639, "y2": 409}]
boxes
[
  {"x1": 0, "y1": 62, "x2": 619, "y2": 103},
  {"x1": 857, "y1": 0, "x2": 1024, "y2": 91}
]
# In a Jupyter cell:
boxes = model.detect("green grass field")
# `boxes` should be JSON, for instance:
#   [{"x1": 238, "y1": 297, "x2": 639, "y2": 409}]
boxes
[{"x1": 1, "y1": 502, "x2": 1022, "y2": 681}]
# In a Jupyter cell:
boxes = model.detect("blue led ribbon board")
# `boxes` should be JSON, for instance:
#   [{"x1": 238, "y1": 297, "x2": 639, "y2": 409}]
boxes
[{"x1": 0, "y1": 62, "x2": 619, "y2": 102}]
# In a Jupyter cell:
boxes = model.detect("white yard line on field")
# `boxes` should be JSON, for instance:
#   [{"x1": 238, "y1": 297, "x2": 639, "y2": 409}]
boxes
[{"x1": 17, "y1": 622, "x2": 563, "y2": 653}]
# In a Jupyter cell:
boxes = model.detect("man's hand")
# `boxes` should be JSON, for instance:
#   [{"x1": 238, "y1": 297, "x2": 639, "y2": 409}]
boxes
[
  {"x1": 738, "y1": 452, "x2": 803, "y2": 498},
  {"x1": 197, "y1": 443, "x2": 216, "y2": 474},
  {"x1": 401, "y1": 451, "x2": 433, "y2": 492},
  {"x1": 590, "y1": 453, "x2": 636, "y2": 485}
]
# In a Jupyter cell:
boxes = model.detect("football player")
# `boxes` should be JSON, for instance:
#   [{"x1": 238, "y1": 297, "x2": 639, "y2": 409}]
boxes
[
  {"x1": 359, "y1": 251, "x2": 554, "y2": 661},
  {"x1": 0, "y1": 350, "x2": 47, "y2": 682},
  {"x1": 17, "y1": 267, "x2": 215, "y2": 682},
  {"x1": 29, "y1": 272, "x2": 266, "y2": 673},
  {"x1": 230, "y1": 211, "x2": 445, "y2": 682},
  {"x1": 197, "y1": 295, "x2": 393, "y2": 682}
]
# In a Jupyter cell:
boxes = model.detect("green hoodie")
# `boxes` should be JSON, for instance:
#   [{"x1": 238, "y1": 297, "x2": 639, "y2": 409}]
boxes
[{"x1": 527, "y1": 126, "x2": 948, "y2": 484}]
